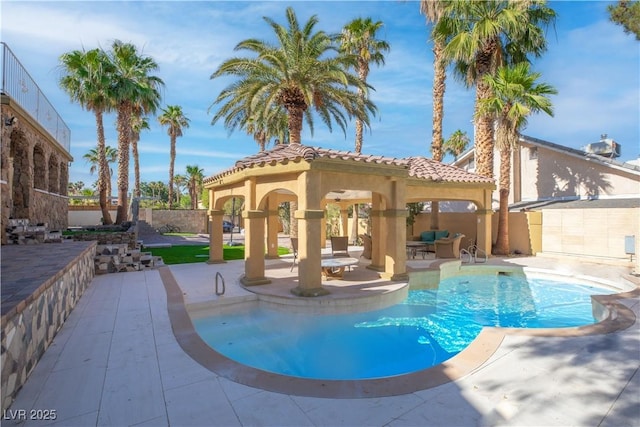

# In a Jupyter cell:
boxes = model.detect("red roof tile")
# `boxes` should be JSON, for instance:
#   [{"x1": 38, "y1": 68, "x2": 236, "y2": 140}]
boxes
[
  {"x1": 204, "y1": 145, "x2": 493, "y2": 185},
  {"x1": 406, "y1": 156, "x2": 493, "y2": 183}
]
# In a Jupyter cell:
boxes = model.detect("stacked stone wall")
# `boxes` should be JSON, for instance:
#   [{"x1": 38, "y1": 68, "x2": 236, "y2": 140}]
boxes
[
  {"x1": 0, "y1": 242, "x2": 96, "y2": 411},
  {"x1": 71, "y1": 230, "x2": 138, "y2": 249},
  {"x1": 31, "y1": 189, "x2": 68, "y2": 230},
  {"x1": 151, "y1": 209, "x2": 208, "y2": 234},
  {"x1": 1, "y1": 99, "x2": 71, "y2": 242}
]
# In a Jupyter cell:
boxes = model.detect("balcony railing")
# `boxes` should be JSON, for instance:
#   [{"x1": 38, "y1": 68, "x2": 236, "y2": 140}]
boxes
[{"x1": 1, "y1": 42, "x2": 70, "y2": 154}]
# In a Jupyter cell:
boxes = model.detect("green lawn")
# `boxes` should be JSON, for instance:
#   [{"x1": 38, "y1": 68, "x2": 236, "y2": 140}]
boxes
[
  {"x1": 145, "y1": 244, "x2": 291, "y2": 265},
  {"x1": 162, "y1": 232, "x2": 198, "y2": 237}
]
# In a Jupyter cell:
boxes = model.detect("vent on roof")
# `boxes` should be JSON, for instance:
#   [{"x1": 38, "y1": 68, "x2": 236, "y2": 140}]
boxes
[{"x1": 583, "y1": 134, "x2": 621, "y2": 158}]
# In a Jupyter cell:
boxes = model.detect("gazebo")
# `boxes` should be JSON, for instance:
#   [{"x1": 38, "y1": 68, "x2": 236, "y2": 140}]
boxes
[{"x1": 203, "y1": 144, "x2": 495, "y2": 297}]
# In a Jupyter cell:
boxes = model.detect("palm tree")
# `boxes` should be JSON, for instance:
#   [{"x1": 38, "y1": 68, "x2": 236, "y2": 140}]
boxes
[
  {"x1": 173, "y1": 174, "x2": 188, "y2": 207},
  {"x1": 108, "y1": 40, "x2": 163, "y2": 223},
  {"x1": 338, "y1": 14, "x2": 391, "y2": 238},
  {"x1": 477, "y1": 62, "x2": 556, "y2": 255},
  {"x1": 247, "y1": 109, "x2": 289, "y2": 151},
  {"x1": 443, "y1": 129, "x2": 470, "y2": 160},
  {"x1": 421, "y1": 0, "x2": 449, "y2": 162},
  {"x1": 58, "y1": 48, "x2": 114, "y2": 224},
  {"x1": 67, "y1": 181, "x2": 85, "y2": 196},
  {"x1": 210, "y1": 6, "x2": 376, "y2": 146},
  {"x1": 83, "y1": 146, "x2": 117, "y2": 205},
  {"x1": 211, "y1": 86, "x2": 288, "y2": 152},
  {"x1": 130, "y1": 110, "x2": 150, "y2": 199},
  {"x1": 185, "y1": 165, "x2": 204, "y2": 210},
  {"x1": 158, "y1": 105, "x2": 190, "y2": 210},
  {"x1": 421, "y1": 0, "x2": 450, "y2": 230},
  {"x1": 340, "y1": 17, "x2": 390, "y2": 153},
  {"x1": 437, "y1": 0, "x2": 556, "y2": 179},
  {"x1": 211, "y1": 7, "x2": 376, "y2": 237}
]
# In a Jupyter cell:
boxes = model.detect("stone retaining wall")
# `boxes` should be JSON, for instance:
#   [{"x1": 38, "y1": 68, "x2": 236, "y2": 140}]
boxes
[
  {"x1": 31, "y1": 189, "x2": 68, "y2": 230},
  {"x1": 70, "y1": 230, "x2": 138, "y2": 249},
  {"x1": 0, "y1": 242, "x2": 96, "y2": 411}
]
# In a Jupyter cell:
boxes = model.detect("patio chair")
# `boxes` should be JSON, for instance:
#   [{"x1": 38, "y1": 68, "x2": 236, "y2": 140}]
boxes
[
  {"x1": 290, "y1": 237, "x2": 298, "y2": 271},
  {"x1": 435, "y1": 234, "x2": 465, "y2": 259},
  {"x1": 331, "y1": 236, "x2": 351, "y2": 270},
  {"x1": 331, "y1": 236, "x2": 350, "y2": 257}
]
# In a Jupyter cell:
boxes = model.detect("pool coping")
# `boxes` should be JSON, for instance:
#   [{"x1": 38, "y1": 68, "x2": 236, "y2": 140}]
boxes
[{"x1": 159, "y1": 265, "x2": 638, "y2": 399}]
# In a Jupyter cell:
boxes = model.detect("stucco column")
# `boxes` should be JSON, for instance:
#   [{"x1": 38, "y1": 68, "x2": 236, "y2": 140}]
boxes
[
  {"x1": 291, "y1": 209, "x2": 327, "y2": 297},
  {"x1": 476, "y1": 209, "x2": 493, "y2": 256},
  {"x1": 265, "y1": 208, "x2": 280, "y2": 259},
  {"x1": 368, "y1": 206, "x2": 385, "y2": 272},
  {"x1": 207, "y1": 209, "x2": 225, "y2": 264},
  {"x1": 320, "y1": 207, "x2": 327, "y2": 248},
  {"x1": 382, "y1": 208, "x2": 409, "y2": 281},
  {"x1": 241, "y1": 209, "x2": 270, "y2": 286},
  {"x1": 265, "y1": 195, "x2": 280, "y2": 259}
]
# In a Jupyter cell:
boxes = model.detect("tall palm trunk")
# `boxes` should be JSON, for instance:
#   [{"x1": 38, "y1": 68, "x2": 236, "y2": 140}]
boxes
[
  {"x1": 354, "y1": 64, "x2": 368, "y2": 154},
  {"x1": 287, "y1": 107, "x2": 304, "y2": 145},
  {"x1": 430, "y1": 39, "x2": 446, "y2": 230},
  {"x1": 131, "y1": 133, "x2": 141, "y2": 199},
  {"x1": 494, "y1": 147, "x2": 511, "y2": 255},
  {"x1": 287, "y1": 105, "x2": 306, "y2": 237},
  {"x1": 257, "y1": 131, "x2": 267, "y2": 151},
  {"x1": 168, "y1": 136, "x2": 176, "y2": 209},
  {"x1": 431, "y1": 41, "x2": 446, "y2": 162},
  {"x1": 115, "y1": 102, "x2": 132, "y2": 224},
  {"x1": 474, "y1": 44, "x2": 498, "y2": 180},
  {"x1": 94, "y1": 111, "x2": 113, "y2": 224}
]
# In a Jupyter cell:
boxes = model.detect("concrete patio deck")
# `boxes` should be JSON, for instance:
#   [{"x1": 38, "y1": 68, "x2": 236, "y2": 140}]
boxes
[{"x1": 4, "y1": 249, "x2": 639, "y2": 426}]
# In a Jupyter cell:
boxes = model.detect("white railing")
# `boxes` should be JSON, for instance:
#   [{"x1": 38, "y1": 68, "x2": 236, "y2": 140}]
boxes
[{"x1": 1, "y1": 42, "x2": 70, "y2": 153}]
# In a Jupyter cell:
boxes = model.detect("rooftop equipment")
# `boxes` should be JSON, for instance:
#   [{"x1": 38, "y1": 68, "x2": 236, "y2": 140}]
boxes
[{"x1": 583, "y1": 134, "x2": 621, "y2": 158}]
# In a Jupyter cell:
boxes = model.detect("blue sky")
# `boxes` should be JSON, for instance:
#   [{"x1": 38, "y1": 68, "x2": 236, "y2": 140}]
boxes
[{"x1": 2, "y1": 1, "x2": 638, "y2": 189}]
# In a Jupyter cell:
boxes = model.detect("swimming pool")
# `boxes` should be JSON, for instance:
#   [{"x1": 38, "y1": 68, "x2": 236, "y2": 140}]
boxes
[{"x1": 192, "y1": 273, "x2": 615, "y2": 380}]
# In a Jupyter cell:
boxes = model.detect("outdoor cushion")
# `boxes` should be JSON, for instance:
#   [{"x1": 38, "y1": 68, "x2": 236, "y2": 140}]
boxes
[
  {"x1": 420, "y1": 230, "x2": 436, "y2": 242},
  {"x1": 435, "y1": 230, "x2": 449, "y2": 240}
]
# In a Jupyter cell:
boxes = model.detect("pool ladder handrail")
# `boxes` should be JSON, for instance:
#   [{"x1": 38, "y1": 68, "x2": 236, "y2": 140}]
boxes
[
  {"x1": 460, "y1": 245, "x2": 487, "y2": 264},
  {"x1": 215, "y1": 271, "x2": 226, "y2": 296}
]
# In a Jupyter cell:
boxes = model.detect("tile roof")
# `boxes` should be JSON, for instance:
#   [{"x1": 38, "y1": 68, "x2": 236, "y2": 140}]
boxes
[
  {"x1": 204, "y1": 144, "x2": 493, "y2": 185},
  {"x1": 453, "y1": 134, "x2": 640, "y2": 174},
  {"x1": 406, "y1": 156, "x2": 494, "y2": 183}
]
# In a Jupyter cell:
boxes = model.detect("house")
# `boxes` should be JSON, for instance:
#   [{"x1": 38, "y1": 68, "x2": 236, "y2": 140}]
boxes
[
  {"x1": 0, "y1": 42, "x2": 72, "y2": 244},
  {"x1": 451, "y1": 134, "x2": 640, "y2": 208},
  {"x1": 446, "y1": 134, "x2": 639, "y2": 269}
]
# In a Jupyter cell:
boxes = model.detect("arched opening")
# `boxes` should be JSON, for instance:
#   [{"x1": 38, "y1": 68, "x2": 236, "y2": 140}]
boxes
[
  {"x1": 11, "y1": 130, "x2": 30, "y2": 218},
  {"x1": 59, "y1": 162, "x2": 68, "y2": 196},
  {"x1": 33, "y1": 144, "x2": 46, "y2": 190},
  {"x1": 48, "y1": 154, "x2": 59, "y2": 194}
]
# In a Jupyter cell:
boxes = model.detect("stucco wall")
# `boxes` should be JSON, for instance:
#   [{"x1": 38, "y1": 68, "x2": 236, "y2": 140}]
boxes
[
  {"x1": 516, "y1": 141, "x2": 640, "y2": 201},
  {"x1": 409, "y1": 207, "x2": 637, "y2": 262},
  {"x1": 411, "y1": 211, "x2": 540, "y2": 255},
  {"x1": 541, "y1": 207, "x2": 639, "y2": 260},
  {"x1": 69, "y1": 207, "x2": 118, "y2": 226}
]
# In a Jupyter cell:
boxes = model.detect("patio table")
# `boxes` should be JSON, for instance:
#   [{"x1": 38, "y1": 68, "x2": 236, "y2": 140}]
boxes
[
  {"x1": 321, "y1": 257, "x2": 359, "y2": 280},
  {"x1": 405, "y1": 241, "x2": 431, "y2": 259}
]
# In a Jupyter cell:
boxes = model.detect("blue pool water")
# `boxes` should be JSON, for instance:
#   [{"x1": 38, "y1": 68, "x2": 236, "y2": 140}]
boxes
[{"x1": 193, "y1": 274, "x2": 614, "y2": 380}]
